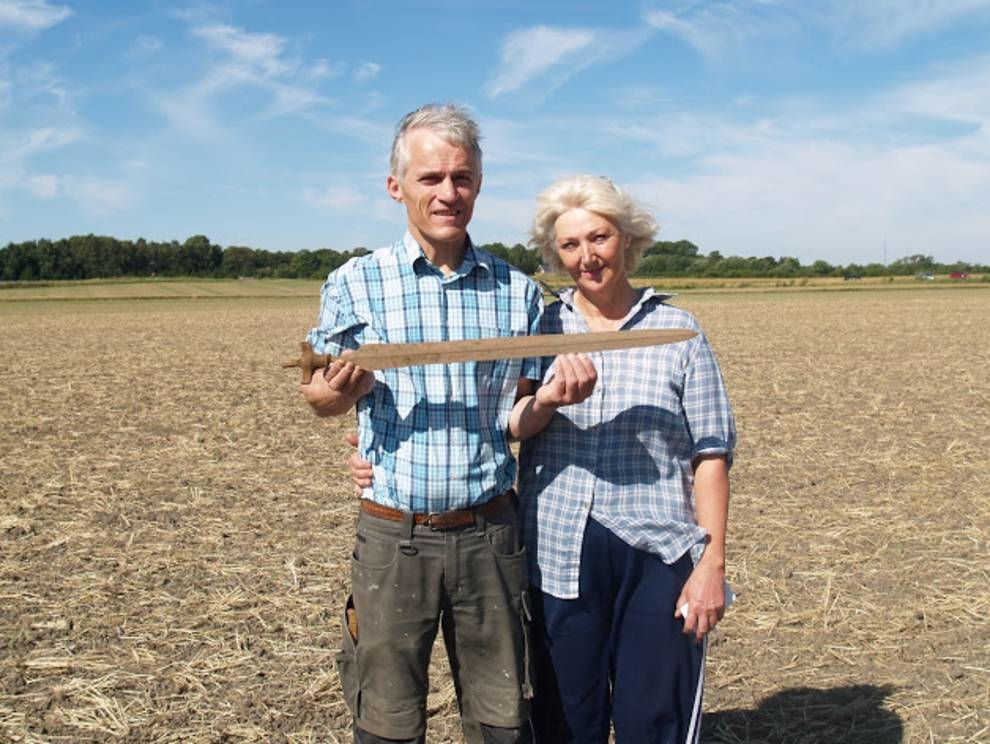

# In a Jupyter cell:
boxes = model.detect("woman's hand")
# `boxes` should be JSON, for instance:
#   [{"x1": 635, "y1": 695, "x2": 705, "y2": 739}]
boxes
[
  {"x1": 535, "y1": 353, "x2": 597, "y2": 408},
  {"x1": 676, "y1": 454, "x2": 730, "y2": 642},
  {"x1": 674, "y1": 560, "x2": 726, "y2": 643},
  {"x1": 508, "y1": 353, "x2": 597, "y2": 441},
  {"x1": 344, "y1": 432, "x2": 373, "y2": 495}
]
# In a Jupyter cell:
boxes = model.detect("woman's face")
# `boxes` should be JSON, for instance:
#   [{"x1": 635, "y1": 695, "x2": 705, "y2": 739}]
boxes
[{"x1": 553, "y1": 208, "x2": 629, "y2": 296}]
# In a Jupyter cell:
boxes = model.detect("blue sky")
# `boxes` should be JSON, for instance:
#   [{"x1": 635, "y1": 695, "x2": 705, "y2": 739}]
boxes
[{"x1": 2, "y1": 0, "x2": 989, "y2": 266}]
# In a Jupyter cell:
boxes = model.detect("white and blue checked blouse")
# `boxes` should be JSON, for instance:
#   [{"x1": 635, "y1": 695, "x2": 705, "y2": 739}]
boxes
[
  {"x1": 308, "y1": 233, "x2": 543, "y2": 513},
  {"x1": 517, "y1": 287, "x2": 736, "y2": 599}
]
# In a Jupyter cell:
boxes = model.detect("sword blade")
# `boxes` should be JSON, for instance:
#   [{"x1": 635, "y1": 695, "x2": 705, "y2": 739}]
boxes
[{"x1": 346, "y1": 328, "x2": 697, "y2": 370}]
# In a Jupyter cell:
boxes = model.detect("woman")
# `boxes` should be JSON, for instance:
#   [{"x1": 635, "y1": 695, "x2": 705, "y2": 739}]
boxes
[
  {"x1": 510, "y1": 175, "x2": 736, "y2": 744},
  {"x1": 350, "y1": 175, "x2": 735, "y2": 743}
]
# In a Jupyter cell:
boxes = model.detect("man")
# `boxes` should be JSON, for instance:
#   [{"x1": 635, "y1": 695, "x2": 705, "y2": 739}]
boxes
[{"x1": 301, "y1": 104, "x2": 593, "y2": 744}]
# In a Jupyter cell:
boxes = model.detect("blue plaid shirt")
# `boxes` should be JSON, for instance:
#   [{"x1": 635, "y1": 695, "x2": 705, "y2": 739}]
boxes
[
  {"x1": 518, "y1": 287, "x2": 736, "y2": 599},
  {"x1": 308, "y1": 232, "x2": 543, "y2": 513}
]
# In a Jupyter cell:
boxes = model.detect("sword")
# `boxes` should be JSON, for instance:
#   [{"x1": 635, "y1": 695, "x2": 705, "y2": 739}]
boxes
[{"x1": 283, "y1": 328, "x2": 697, "y2": 383}]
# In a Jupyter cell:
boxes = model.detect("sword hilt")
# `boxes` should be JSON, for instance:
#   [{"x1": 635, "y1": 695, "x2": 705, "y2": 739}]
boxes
[{"x1": 282, "y1": 342, "x2": 331, "y2": 384}]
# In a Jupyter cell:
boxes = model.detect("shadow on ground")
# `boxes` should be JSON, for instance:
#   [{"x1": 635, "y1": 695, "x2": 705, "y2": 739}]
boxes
[{"x1": 704, "y1": 684, "x2": 903, "y2": 743}]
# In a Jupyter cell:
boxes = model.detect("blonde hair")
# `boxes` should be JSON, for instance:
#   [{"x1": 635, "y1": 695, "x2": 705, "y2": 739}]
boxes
[
  {"x1": 390, "y1": 103, "x2": 483, "y2": 179},
  {"x1": 530, "y1": 175, "x2": 658, "y2": 272}
]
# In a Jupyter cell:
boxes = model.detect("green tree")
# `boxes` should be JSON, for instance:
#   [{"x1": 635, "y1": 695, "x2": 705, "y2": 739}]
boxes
[
  {"x1": 179, "y1": 235, "x2": 223, "y2": 276},
  {"x1": 769, "y1": 257, "x2": 802, "y2": 277},
  {"x1": 888, "y1": 254, "x2": 935, "y2": 275},
  {"x1": 811, "y1": 259, "x2": 835, "y2": 276},
  {"x1": 478, "y1": 242, "x2": 541, "y2": 275}
]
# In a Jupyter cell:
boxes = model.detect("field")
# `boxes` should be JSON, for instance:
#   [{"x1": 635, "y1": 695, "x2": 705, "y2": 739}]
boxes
[{"x1": 1, "y1": 280, "x2": 988, "y2": 743}]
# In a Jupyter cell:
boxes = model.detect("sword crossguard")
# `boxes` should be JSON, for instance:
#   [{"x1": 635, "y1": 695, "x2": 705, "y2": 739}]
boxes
[{"x1": 282, "y1": 342, "x2": 331, "y2": 384}]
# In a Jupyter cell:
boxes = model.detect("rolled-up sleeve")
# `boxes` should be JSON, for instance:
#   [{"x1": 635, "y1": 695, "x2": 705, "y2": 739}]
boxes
[
  {"x1": 306, "y1": 268, "x2": 365, "y2": 356},
  {"x1": 682, "y1": 332, "x2": 737, "y2": 467}
]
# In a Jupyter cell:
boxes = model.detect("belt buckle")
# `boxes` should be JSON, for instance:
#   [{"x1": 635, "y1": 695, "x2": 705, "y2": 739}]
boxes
[{"x1": 424, "y1": 509, "x2": 472, "y2": 530}]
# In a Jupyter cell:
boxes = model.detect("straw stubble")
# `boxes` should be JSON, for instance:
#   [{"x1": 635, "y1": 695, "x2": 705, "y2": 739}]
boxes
[{"x1": 1, "y1": 287, "x2": 988, "y2": 742}]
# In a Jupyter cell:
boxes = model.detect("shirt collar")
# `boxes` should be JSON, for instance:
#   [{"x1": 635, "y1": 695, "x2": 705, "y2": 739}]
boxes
[
  {"x1": 402, "y1": 231, "x2": 488, "y2": 278},
  {"x1": 557, "y1": 285, "x2": 676, "y2": 317}
]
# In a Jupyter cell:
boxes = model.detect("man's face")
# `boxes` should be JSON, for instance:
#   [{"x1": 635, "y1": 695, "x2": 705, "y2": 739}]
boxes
[{"x1": 386, "y1": 127, "x2": 481, "y2": 255}]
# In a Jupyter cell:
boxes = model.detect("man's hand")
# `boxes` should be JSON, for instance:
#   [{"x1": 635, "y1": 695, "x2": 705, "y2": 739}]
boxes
[{"x1": 300, "y1": 358, "x2": 375, "y2": 417}]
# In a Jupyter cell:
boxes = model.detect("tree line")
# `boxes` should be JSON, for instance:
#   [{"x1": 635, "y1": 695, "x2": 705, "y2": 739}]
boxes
[
  {"x1": 1, "y1": 234, "x2": 986, "y2": 282},
  {"x1": 635, "y1": 240, "x2": 989, "y2": 278}
]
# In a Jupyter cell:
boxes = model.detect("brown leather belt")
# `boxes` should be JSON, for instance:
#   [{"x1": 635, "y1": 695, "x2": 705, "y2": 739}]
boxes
[{"x1": 360, "y1": 490, "x2": 514, "y2": 530}]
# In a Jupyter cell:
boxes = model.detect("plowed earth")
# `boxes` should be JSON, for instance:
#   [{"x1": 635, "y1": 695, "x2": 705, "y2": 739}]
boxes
[{"x1": 2, "y1": 286, "x2": 988, "y2": 742}]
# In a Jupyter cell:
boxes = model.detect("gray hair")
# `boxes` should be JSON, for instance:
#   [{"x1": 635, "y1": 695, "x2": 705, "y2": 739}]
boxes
[
  {"x1": 389, "y1": 103, "x2": 483, "y2": 179},
  {"x1": 529, "y1": 175, "x2": 659, "y2": 272}
]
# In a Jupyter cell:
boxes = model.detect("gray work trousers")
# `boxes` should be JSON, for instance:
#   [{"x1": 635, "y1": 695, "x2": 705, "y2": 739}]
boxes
[{"x1": 336, "y1": 499, "x2": 534, "y2": 742}]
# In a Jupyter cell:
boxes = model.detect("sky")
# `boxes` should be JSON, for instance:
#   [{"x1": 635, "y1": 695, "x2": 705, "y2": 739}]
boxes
[{"x1": 2, "y1": 0, "x2": 990, "y2": 267}]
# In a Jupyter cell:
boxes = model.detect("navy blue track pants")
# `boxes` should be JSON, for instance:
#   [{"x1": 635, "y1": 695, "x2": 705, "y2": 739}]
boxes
[{"x1": 531, "y1": 518, "x2": 704, "y2": 744}]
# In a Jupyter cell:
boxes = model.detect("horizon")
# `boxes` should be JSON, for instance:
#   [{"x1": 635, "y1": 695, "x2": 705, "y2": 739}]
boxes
[{"x1": 2, "y1": 1, "x2": 989, "y2": 266}]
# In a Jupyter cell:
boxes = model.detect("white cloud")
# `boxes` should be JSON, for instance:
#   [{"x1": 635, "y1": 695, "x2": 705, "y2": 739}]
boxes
[
  {"x1": 471, "y1": 192, "x2": 538, "y2": 245},
  {"x1": 641, "y1": 1, "x2": 990, "y2": 61},
  {"x1": 574, "y1": 40, "x2": 990, "y2": 265},
  {"x1": 642, "y1": 3, "x2": 799, "y2": 63},
  {"x1": 609, "y1": 85, "x2": 676, "y2": 111},
  {"x1": 616, "y1": 112, "x2": 789, "y2": 161},
  {"x1": 354, "y1": 61, "x2": 380, "y2": 82},
  {"x1": 887, "y1": 53, "x2": 990, "y2": 125},
  {"x1": 307, "y1": 58, "x2": 347, "y2": 80},
  {"x1": 151, "y1": 87, "x2": 221, "y2": 138},
  {"x1": 363, "y1": 90, "x2": 384, "y2": 112},
  {"x1": 486, "y1": 26, "x2": 597, "y2": 97},
  {"x1": 617, "y1": 114, "x2": 990, "y2": 263},
  {"x1": 66, "y1": 176, "x2": 134, "y2": 214},
  {"x1": 303, "y1": 113, "x2": 391, "y2": 144},
  {"x1": 11, "y1": 169, "x2": 135, "y2": 215},
  {"x1": 479, "y1": 116, "x2": 562, "y2": 167},
  {"x1": 24, "y1": 172, "x2": 58, "y2": 197},
  {"x1": 302, "y1": 185, "x2": 366, "y2": 213},
  {"x1": 13, "y1": 61, "x2": 70, "y2": 110},
  {"x1": 152, "y1": 22, "x2": 339, "y2": 136},
  {"x1": 830, "y1": 0, "x2": 990, "y2": 48},
  {"x1": 2, "y1": 115, "x2": 143, "y2": 214},
  {"x1": 15, "y1": 171, "x2": 136, "y2": 214},
  {"x1": 0, "y1": 0, "x2": 71, "y2": 30},
  {"x1": 268, "y1": 84, "x2": 324, "y2": 117},
  {"x1": 641, "y1": 9, "x2": 706, "y2": 53},
  {"x1": 192, "y1": 24, "x2": 289, "y2": 76},
  {"x1": 10, "y1": 125, "x2": 82, "y2": 158},
  {"x1": 129, "y1": 34, "x2": 163, "y2": 56}
]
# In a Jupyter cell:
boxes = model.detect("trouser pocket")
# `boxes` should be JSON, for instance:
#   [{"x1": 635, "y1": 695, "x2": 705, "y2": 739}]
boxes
[{"x1": 335, "y1": 594, "x2": 360, "y2": 715}]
